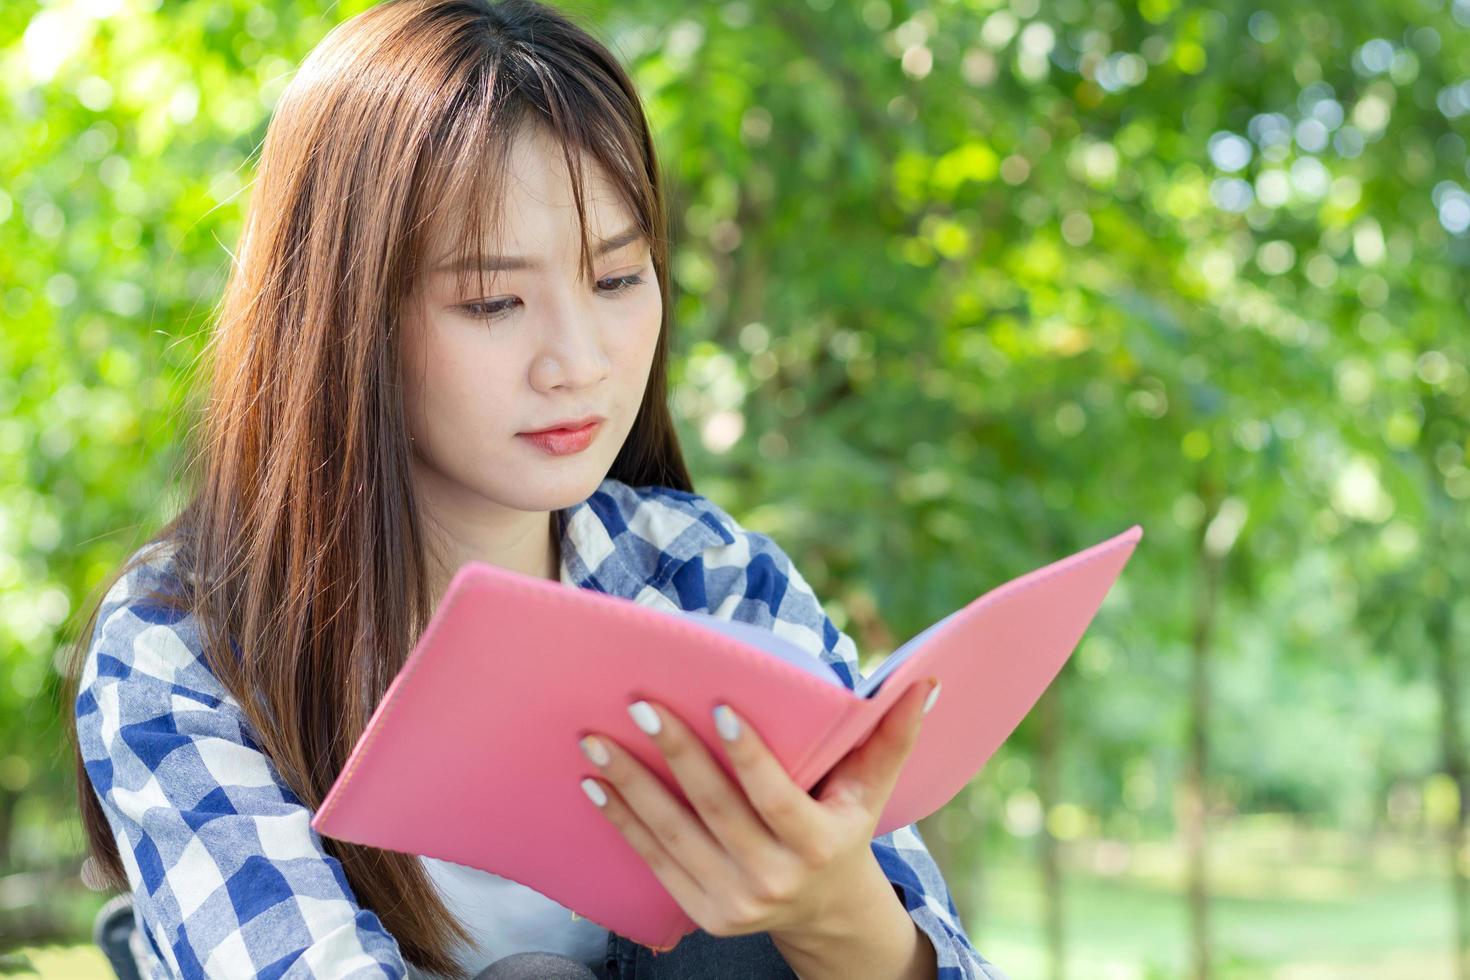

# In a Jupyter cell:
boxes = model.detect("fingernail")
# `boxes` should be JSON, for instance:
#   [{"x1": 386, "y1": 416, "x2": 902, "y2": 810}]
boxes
[
  {"x1": 922, "y1": 680, "x2": 942, "y2": 715},
  {"x1": 579, "y1": 735, "x2": 610, "y2": 767},
  {"x1": 628, "y1": 700, "x2": 662, "y2": 736},
  {"x1": 581, "y1": 777, "x2": 608, "y2": 807},
  {"x1": 713, "y1": 704, "x2": 741, "y2": 741}
]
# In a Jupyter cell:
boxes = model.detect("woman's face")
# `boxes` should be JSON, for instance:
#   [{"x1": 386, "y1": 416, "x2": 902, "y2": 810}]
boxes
[{"x1": 399, "y1": 124, "x2": 662, "y2": 524}]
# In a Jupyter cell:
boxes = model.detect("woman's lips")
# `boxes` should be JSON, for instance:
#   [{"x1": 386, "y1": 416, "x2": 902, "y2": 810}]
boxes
[{"x1": 516, "y1": 419, "x2": 602, "y2": 456}]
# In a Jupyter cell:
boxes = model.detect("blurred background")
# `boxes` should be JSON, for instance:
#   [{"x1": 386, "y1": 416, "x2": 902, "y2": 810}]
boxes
[{"x1": 2, "y1": 0, "x2": 1468, "y2": 976}]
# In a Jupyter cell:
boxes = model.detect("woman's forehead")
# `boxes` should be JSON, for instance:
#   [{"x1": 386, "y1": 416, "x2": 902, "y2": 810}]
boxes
[
  {"x1": 420, "y1": 125, "x2": 640, "y2": 264},
  {"x1": 426, "y1": 184, "x2": 636, "y2": 262}
]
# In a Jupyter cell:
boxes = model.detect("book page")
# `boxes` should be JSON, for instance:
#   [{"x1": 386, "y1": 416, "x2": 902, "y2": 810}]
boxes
[
  {"x1": 856, "y1": 608, "x2": 963, "y2": 698},
  {"x1": 672, "y1": 610, "x2": 847, "y2": 688}
]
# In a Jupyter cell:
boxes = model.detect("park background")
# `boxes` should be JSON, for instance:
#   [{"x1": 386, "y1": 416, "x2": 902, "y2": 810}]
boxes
[{"x1": 2, "y1": 0, "x2": 1468, "y2": 976}]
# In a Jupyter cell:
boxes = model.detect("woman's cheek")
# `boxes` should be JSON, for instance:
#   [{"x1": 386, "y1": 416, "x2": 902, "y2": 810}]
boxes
[{"x1": 630, "y1": 292, "x2": 663, "y2": 350}]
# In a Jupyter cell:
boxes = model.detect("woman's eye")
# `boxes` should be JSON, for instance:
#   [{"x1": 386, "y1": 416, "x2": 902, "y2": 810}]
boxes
[
  {"x1": 460, "y1": 271, "x2": 646, "y2": 321},
  {"x1": 462, "y1": 299, "x2": 517, "y2": 319},
  {"x1": 597, "y1": 272, "x2": 646, "y2": 296}
]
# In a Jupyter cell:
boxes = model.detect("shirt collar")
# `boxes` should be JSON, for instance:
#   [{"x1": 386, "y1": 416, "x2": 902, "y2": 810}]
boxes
[{"x1": 556, "y1": 478, "x2": 733, "y2": 600}]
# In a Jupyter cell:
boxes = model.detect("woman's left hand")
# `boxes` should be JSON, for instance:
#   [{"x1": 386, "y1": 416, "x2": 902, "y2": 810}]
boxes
[{"x1": 575, "y1": 676, "x2": 940, "y2": 950}]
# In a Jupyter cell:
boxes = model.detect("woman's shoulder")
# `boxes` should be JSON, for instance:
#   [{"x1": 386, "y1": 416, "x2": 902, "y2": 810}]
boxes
[
  {"x1": 593, "y1": 478, "x2": 860, "y2": 685},
  {"x1": 593, "y1": 478, "x2": 740, "y2": 555},
  {"x1": 591, "y1": 479, "x2": 814, "y2": 606},
  {"x1": 80, "y1": 536, "x2": 206, "y2": 696},
  {"x1": 571, "y1": 478, "x2": 749, "y2": 600},
  {"x1": 591, "y1": 477, "x2": 817, "y2": 582},
  {"x1": 98, "y1": 537, "x2": 187, "y2": 607}
]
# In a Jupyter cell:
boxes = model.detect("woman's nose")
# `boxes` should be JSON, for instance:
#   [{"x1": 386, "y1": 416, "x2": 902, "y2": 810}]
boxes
[{"x1": 530, "y1": 303, "x2": 610, "y2": 390}]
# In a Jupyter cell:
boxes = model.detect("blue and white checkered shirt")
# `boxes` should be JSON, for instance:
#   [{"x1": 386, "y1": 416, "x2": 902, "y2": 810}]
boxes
[{"x1": 76, "y1": 477, "x2": 1009, "y2": 978}]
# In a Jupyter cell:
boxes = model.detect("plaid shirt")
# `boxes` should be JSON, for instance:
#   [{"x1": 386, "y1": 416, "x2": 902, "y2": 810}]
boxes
[{"x1": 76, "y1": 477, "x2": 1009, "y2": 979}]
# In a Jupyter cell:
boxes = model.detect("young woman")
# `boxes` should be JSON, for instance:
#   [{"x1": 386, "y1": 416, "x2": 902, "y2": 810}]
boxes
[{"x1": 64, "y1": 1, "x2": 1010, "y2": 977}]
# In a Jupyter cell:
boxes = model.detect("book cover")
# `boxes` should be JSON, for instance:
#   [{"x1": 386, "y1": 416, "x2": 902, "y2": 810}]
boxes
[{"x1": 312, "y1": 523, "x2": 1143, "y2": 949}]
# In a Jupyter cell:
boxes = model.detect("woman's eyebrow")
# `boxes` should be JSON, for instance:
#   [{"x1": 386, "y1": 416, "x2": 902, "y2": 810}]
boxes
[{"x1": 434, "y1": 224, "x2": 643, "y2": 274}]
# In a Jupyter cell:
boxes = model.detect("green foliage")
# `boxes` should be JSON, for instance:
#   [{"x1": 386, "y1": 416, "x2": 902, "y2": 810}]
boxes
[{"x1": 2, "y1": 0, "x2": 1466, "y2": 969}]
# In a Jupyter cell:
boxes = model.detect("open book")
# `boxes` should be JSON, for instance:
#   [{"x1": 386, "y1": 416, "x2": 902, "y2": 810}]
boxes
[{"x1": 312, "y1": 524, "x2": 1143, "y2": 950}]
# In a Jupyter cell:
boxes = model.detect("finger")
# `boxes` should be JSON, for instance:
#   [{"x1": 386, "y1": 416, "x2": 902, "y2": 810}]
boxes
[
  {"x1": 705, "y1": 702, "x2": 831, "y2": 863},
  {"x1": 813, "y1": 678, "x2": 936, "y2": 818},
  {"x1": 628, "y1": 701, "x2": 788, "y2": 872},
  {"x1": 579, "y1": 775, "x2": 715, "y2": 923},
  {"x1": 578, "y1": 729, "x2": 736, "y2": 890}
]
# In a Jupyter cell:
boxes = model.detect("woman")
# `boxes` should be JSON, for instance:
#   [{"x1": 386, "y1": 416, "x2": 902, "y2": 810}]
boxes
[{"x1": 63, "y1": 1, "x2": 1009, "y2": 977}]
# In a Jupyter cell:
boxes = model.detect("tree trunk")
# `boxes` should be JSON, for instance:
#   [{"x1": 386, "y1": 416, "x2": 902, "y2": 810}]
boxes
[
  {"x1": 1428, "y1": 568, "x2": 1469, "y2": 980},
  {"x1": 1184, "y1": 476, "x2": 1224, "y2": 980},
  {"x1": 917, "y1": 809, "x2": 958, "y2": 911},
  {"x1": 1037, "y1": 680, "x2": 1065, "y2": 980},
  {"x1": 0, "y1": 787, "x2": 14, "y2": 870},
  {"x1": 967, "y1": 785, "x2": 988, "y2": 941}
]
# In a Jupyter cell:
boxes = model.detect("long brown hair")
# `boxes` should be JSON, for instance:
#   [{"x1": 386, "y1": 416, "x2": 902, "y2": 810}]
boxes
[{"x1": 62, "y1": 0, "x2": 692, "y2": 972}]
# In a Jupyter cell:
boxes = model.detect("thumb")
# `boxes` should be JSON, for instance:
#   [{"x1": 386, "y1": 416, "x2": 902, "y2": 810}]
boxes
[{"x1": 813, "y1": 677, "x2": 938, "y2": 816}]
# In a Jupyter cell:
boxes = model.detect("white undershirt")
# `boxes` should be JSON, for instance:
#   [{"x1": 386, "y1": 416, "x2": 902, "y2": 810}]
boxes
[
  {"x1": 412, "y1": 539, "x2": 609, "y2": 977},
  {"x1": 418, "y1": 855, "x2": 609, "y2": 975}
]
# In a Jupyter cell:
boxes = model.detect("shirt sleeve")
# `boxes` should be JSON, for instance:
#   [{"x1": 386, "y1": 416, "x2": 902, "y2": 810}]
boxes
[
  {"x1": 74, "y1": 561, "x2": 409, "y2": 980},
  {"x1": 689, "y1": 516, "x2": 1012, "y2": 980}
]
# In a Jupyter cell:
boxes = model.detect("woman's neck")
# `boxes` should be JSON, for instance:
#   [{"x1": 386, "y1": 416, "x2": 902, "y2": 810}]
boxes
[{"x1": 421, "y1": 509, "x2": 562, "y2": 621}]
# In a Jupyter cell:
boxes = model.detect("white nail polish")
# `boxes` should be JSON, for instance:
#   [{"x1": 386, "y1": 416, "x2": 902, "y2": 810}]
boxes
[
  {"x1": 713, "y1": 704, "x2": 741, "y2": 741},
  {"x1": 922, "y1": 681, "x2": 942, "y2": 715},
  {"x1": 581, "y1": 777, "x2": 608, "y2": 807},
  {"x1": 580, "y1": 736, "x2": 610, "y2": 767},
  {"x1": 628, "y1": 700, "x2": 661, "y2": 735}
]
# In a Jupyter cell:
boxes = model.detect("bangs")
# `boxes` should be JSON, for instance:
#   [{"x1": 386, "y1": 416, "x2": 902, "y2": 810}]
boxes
[{"x1": 410, "y1": 52, "x2": 662, "y2": 307}]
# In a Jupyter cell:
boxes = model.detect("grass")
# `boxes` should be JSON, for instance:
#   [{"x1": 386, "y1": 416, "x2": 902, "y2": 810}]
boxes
[
  {"x1": 965, "y1": 819, "x2": 1456, "y2": 979},
  {"x1": 0, "y1": 944, "x2": 112, "y2": 978},
  {"x1": 5, "y1": 822, "x2": 1460, "y2": 979},
  {"x1": 970, "y1": 862, "x2": 1451, "y2": 979}
]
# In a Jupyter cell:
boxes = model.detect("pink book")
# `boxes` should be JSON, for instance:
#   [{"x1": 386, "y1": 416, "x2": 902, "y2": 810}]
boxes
[{"x1": 312, "y1": 524, "x2": 1143, "y2": 950}]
